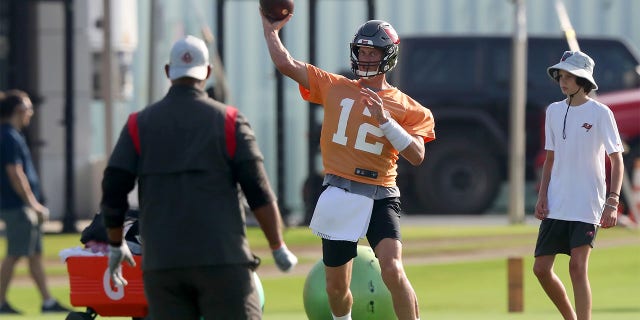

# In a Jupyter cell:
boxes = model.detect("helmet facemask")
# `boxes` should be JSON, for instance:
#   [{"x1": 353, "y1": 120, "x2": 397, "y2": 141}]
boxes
[{"x1": 351, "y1": 45, "x2": 385, "y2": 78}]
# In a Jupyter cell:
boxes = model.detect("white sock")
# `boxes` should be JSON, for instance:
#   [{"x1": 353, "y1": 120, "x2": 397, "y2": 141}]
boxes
[{"x1": 332, "y1": 311, "x2": 352, "y2": 320}]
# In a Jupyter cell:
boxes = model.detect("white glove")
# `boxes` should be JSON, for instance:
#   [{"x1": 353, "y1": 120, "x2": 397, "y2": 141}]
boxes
[
  {"x1": 108, "y1": 243, "x2": 136, "y2": 286},
  {"x1": 272, "y1": 244, "x2": 298, "y2": 272}
]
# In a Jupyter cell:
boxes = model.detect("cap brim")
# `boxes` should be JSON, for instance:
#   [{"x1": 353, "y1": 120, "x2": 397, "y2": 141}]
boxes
[
  {"x1": 547, "y1": 61, "x2": 598, "y2": 90},
  {"x1": 168, "y1": 65, "x2": 208, "y2": 81}
]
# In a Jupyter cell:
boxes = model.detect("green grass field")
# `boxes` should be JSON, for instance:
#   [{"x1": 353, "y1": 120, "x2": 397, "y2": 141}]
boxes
[{"x1": 1, "y1": 224, "x2": 638, "y2": 319}]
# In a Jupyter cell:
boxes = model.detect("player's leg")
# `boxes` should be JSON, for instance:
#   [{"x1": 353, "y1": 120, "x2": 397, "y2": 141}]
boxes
[
  {"x1": 374, "y1": 238, "x2": 418, "y2": 320},
  {"x1": 568, "y1": 222, "x2": 597, "y2": 320},
  {"x1": 322, "y1": 239, "x2": 356, "y2": 319},
  {"x1": 0, "y1": 255, "x2": 20, "y2": 304},
  {"x1": 569, "y1": 245, "x2": 591, "y2": 320},
  {"x1": 533, "y1": 255, "x2": 576, "y2": 320},
  {"x1": 28, "y1": 253, "x2": 53, "y2": 301},
  {"x1": 533, "y1": 219, "x2": 576, "y2": 320},
  {"x1": 1, "y1": 208, "x2": 32, "y2": 305},
  {"x1": 26, "y1": 225, "x2": 53, "y2": 302},
  {"x1": 367, "y1": 197, "x2": 418, "y2": 320}
]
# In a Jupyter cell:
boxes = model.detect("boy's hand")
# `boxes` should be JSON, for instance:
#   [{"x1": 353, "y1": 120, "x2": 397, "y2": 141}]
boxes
[
  {"x1": 600, "y1": 207, "x2": 618, "y2": 228},
  {"x1": 534, "y1": 197, "x2": 548, "y2": 220}
]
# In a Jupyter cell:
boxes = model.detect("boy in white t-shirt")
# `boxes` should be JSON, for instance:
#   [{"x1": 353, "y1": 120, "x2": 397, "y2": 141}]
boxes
[{"x1": 534, "y1": 50, "x2": 625, "y2": 320}]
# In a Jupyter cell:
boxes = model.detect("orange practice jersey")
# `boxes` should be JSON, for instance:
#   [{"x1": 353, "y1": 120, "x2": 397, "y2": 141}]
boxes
[{"x1": 299, "y1": 64, "x2": 435, "y2": 187}]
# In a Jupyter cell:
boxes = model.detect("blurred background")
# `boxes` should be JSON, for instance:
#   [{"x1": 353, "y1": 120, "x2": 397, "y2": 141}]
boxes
[{"x1": 1, "y1": 0, "x2": 638, "y2": 229}]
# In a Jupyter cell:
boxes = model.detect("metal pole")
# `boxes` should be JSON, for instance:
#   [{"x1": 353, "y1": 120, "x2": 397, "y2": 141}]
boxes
[
  {"x1": 147, "y1": 0, "x2": 158, "y2": 104},
  {"x1": 308, "y1": 0, "x2": 317, "y2": 179},
  {"x1": 62, "y1": 0, "x2": 77, "y2": 233},
  {"x1": 554, "y1": 0, "x2": 580, "y2": 52},
  {"x1": 276, "y1": 27, "x2": 288, "y2": 221},
  {"x1": 216, "y1": 0, "x2": 225, "y2": 64},
  {"x1": 103, "y1": 0, "x2": 114, "y2": 153},
  {"x1": 508, "y1": 0, "x2": 527, "y2": 224},
  {"x1": 367, "y1": 0, "x2": 375, "y2": 19}
]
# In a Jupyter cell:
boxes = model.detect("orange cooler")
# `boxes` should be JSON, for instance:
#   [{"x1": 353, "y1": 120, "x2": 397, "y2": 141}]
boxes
[{"x1": 66, "y1": 256, "x2": 147, "y2": 317}]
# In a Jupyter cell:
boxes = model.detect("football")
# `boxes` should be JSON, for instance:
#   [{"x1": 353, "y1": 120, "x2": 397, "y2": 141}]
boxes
[{"x1": 260, "y1": 0, "x2": 294, "y2": 22}]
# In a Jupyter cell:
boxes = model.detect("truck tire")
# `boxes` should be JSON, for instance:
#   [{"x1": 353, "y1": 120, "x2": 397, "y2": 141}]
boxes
[{"x1": 415, "y1": 138, "x2": 501, "y2": 214}]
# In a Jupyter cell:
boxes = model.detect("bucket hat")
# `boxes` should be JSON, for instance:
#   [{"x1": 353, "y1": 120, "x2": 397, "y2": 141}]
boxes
[{"x1": 547, "y1": 50, "x2": 598, "y2": 90}]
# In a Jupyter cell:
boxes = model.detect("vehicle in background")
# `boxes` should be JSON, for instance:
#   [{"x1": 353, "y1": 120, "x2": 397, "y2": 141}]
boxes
[{"x1": 598, "y1": 89, "x2": 640, "y2": 168}]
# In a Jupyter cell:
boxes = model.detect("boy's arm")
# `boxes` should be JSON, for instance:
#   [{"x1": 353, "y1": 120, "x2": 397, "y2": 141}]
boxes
[
  {"x1": 260, "y1": 12, "x2": 309, "y2": 88},
  {"x1": 607, "y1": 152, "x2": 624, "y2": 198},
  {"x1": 535, "y1": 150, "x2": 554, "y2": 220},
  {"x1": 601, "y1": 151, "x2": 624, "y2": 228}
]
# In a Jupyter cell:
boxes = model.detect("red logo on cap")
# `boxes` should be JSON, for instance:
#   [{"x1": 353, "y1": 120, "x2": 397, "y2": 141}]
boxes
[{"x1": 181, "y1": 52, "x2": 193, "y2": 64}]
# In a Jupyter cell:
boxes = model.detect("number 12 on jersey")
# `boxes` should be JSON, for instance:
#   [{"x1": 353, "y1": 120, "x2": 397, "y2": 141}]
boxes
[{"x1": 332, "y1": 98, "x2": 385, "y2": 155}]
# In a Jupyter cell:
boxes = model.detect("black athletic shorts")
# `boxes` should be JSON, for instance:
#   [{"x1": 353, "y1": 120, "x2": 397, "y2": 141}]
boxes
[
  {"x1": 534, "y1": 218, "x2": 598, "y2": 257},
  {"x1": 322, "y1": 197, "x2": 402, "y2": 267},
  {"x1": 143, "y1": 264, "x2": 261, "y2": 320}
]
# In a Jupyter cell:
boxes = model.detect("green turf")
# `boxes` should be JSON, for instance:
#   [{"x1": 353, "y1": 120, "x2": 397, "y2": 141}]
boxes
[
  {"x1": 1, "y1": 225, "x2": 638, "y2": 319},
  {"x1": 2, "y1": 224, "x2": 635, "y2": 260},
  {"x1": 258, "y1": 244, "x2": 640, "y2": 319}
]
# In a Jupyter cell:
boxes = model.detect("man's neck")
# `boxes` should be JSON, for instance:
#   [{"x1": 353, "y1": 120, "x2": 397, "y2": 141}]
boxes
[
  {"x1": 358, "y1": 75, "x2": 390, "y2": 91},
  {"x1": 171, "y1": 78, "x2": 205, "y2": 89},
  {"x1": 567, "y1": 93, "x2": 589, "y2": 106},
  {"x1": 1, "y1": 119, "x2": 20, "y2": 130}
]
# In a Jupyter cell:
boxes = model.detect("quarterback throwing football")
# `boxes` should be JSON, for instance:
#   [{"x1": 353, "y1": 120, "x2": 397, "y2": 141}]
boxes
[{"x1": 261, "y1": 12, "x2": 435, "y2": 320}]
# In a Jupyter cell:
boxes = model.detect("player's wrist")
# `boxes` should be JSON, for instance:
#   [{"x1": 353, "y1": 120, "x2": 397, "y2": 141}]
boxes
[
  {"x1": 108, "y1": 240, "x2": 123, "y2": 247},
  {"x1": 379, "y1": 119, "x2": 412, "y2": 151},
  {"x1": 377, "y1": 115, "x2": 389, "y2": 125},
  {"x1": 270, "y1": 242, "x2": 284, "y2": 251}
]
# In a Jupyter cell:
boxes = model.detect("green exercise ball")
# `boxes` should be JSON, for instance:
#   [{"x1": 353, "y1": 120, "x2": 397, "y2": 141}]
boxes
[{"x1": 303, "y1": 245, "x2": 396, "y2": 319}]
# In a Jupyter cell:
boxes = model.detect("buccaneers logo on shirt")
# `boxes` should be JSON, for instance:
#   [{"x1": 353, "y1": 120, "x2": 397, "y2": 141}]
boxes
[{"x1": 582, "y1": 123, "x2": 593, "y2": 132}]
